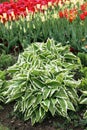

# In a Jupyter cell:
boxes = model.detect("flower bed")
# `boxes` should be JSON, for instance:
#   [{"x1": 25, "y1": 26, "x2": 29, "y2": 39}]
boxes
[{"x1": 0, "y1": 0, "x2": 87, "y2": 54}]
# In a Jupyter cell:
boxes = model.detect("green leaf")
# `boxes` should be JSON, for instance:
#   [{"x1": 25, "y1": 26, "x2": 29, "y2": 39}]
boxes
[
  {"x1": 46, "y1": 80, "x2": 60, "y2": 87},
  {"x1": 34, "y1": 94, "x2": 42, "y2": 108},
  {"x1": 80, "y1": 98, "x2": 87, "y2": 104},
  {"x1": 41, "y1": 103, "x2": 48, "y2": 112},
  {"x1": 43, "y1": 88, "x2": 50, "y2": 99},
  {"x1": 31, "y1": 113, "x2": 36, "y2": 125},
  {"x1": 55, "y1": 88, "x2": 68, "y2": 99},
  {"x1": 35, "y1": 108, "x2": 40, "y2": 122},
  {"x1": 56, "y1": 73, "x2": 64, "y2": 83},
  {"x1": 84, "y1": 110, "x2": 87, "y2": 119},
  {"x1": 32, "y1": 78, "x2": 44, "y2": 88},
  {"x1": 33, "y1": 44, "x2": 39, "y2": 51},
  {"x1": 46, "y1": 38, "x2": 52, "y2": 50},
  {"x1": 67, "y1": 88, "x2": 78, "y2": 105},
  {"x1": 64, "y1": 80, "x2": 80, "y2": 88},
  {"x1": 42, "y1": 99, "x2": 50, "y2": 109},
  {"x1": 64, "y1": 53, "x2": 77, "y2": 60},
  {"x1": 81, "y1": 91, "x2": 87, "y2": 96},
  {"x1": 49, "y1": 98, "x2": 57, "y2": 116},
  {"x1": 31, "y1": 69, "x2": 44, "y2": 76},
  {"x1": 58, "y1": 98, "x2": 68, "y2": 116},
  {"x1": 41, "y1": 99, "x2": 50, "y2": 112},
  {"x1": 39, "y1": 107, "x2": 45, "y2": 121},
  {"x1": 67, "y1": 100, "x2": 75, "y2": 111},
  {"x1": 50, "y1": 88, "x2": 58, "y2": 97},
  {"x1": 26, "y1": 96, "x2": 37, "y2": 109}
]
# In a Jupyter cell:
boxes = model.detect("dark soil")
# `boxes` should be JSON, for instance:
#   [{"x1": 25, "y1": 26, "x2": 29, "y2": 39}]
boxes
[
  {"x1": 0, "y1": 103, "x2": 86, "y2": 130},
  {"x1": 0, "y1": 103, "x2": 56, "y2": 130}
]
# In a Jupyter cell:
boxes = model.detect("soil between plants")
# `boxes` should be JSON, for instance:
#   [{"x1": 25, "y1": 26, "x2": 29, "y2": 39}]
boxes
[{"x1": 0, "y1": 103, "x2": 85, "y2": 130}]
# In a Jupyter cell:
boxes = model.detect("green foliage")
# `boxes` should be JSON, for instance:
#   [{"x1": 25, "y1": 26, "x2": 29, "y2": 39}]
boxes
[
  {"x1": 79, "y1": 90, "x2": 87, "y2": 119},
  {"x1": 0, "y1": 70, "x2": 6, "y2": 109},
  {"x1": 0, "y1": 0, "x2": 9, "y2": 2},
  {"x1": 0, "y1": 54, "x2": 16, "y2": 70},
  {"x1": 0, "y1": 52, "x2": 16, "y2": 107},
  {"x1": 0, "y1": 79, "x2": 5, "y2": 104},
  {"x1": 78, "y1": 53, "x2": 87, "y2": 66},
  {"x1": 53, "y1": 110, "x2": 87, "y2": 130},
  {"x1": 84, "y1": 111, "x2": 87, "y2": 119},
  {"x1": 4, "y1": 39, "x2": 81, "y2": 125},
  {"x1": 79, "y1": 67, "x2": 87, "y2": 120},
  {"x1": 0, "y1": 54, "x2": 16, "y2": 108}
]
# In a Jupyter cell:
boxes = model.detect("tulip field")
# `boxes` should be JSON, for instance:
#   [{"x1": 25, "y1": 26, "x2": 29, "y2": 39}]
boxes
[{"x1": 1, "y1": 0, "x2": 87, "y2": 130}]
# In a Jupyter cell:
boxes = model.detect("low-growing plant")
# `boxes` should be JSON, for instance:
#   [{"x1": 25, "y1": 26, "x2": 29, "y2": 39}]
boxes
[
  {"x1": 0, "y1": 54, "x2": 17, "y2": 70},
  {"x1": 4, "y1": 39, "x2": 81, "y2": 125},
  {"x1": 78, "y1": 52, "x2": 87, "y2": 66}
]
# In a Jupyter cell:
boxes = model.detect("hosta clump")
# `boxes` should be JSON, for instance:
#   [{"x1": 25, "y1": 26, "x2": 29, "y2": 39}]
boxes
[{"x1": 4, "y1": 39, "x2": 81, "y2": 125}]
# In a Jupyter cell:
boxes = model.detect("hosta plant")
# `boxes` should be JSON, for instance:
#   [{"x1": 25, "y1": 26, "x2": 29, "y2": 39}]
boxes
[{"x1": 4, "y1": 39, "x2": 81, "y2": 125}]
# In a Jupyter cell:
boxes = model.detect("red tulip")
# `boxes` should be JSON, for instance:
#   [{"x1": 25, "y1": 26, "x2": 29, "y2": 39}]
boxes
[
  {"x1": 80, "y1": 13, "x2": 86, "y2": 20},
  {"x1": 81, "y1": 4, "x2": 86, "y2": 12},
  {"x1": 0, "y1": 0, "x2": 64, "y2": 23},
  {"x1": 84, "y1": 11, "x2": 87, "y2": 16},
  {"x1": 59, "y1": 11, "x2": 64, "y2": 18}
]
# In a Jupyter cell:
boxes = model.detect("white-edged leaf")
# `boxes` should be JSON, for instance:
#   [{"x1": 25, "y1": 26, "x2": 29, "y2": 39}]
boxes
[
  {"x1": 49, "y1": 98, "x2": 57, "y2": 116},
  {"x1": 84, "y1": 110, "x2": 87, "y2": 119},
  {"x1": 80, "y1": 98, "x2": 87, "y2": 104},
  {"x1": 58, "y1": 98, "x2": 68, "y2": 116},
  {"x1": 43, "y1": 88, "x2": 50, "y2": 99},
  {"x1": 67, "y1": 100, "x2": 75, "y2": 111}
]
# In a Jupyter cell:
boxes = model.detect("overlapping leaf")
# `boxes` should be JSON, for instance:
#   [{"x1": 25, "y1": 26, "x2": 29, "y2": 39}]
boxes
[
  {"x1": 79, "y1": 67, "x2": 87, "y2": 119},
  {"x1": 0, "y1": 71, "x2": 7, "y2": 109}
]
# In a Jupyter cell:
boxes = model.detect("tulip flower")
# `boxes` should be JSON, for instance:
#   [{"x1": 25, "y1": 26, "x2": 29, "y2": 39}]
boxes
[
  {"x1": 80, "y1": 13, "x2": 86, "y2": 20},
  {"x1": 0, "y1": 0, "x2": 64, "y2": 23}
]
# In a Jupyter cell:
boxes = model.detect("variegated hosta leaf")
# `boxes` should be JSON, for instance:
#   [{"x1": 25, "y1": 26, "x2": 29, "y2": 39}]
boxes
[
  {"x1": 80, "y1": 98, "x2": 87, "y2": 104},
  {"x1": 79, "y1": 90, "x2": 87, "y2": 107},
  {"x1": 78, "y1": 70, "x2": 87, "y2": 120},
  {"x1": 79, "y1": 91, "x2": 87, "y2": 119},
  {"x1": 0, "y1": 78, "x2": 6, "y2": 103},
  {"x1": 83, "y1": 110, "x2": 87, "y2": 119},
  {"x1": 4, "y1": 39, "x2": 81, "y2": 124}
]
